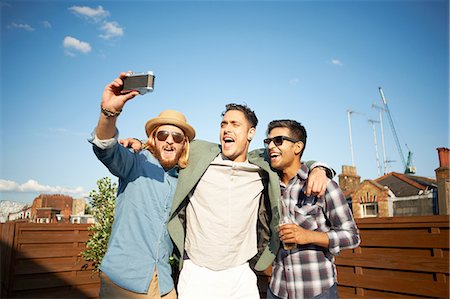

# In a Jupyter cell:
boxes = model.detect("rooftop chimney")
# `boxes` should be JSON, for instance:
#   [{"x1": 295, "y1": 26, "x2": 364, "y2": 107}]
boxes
[
  {"x1": 435, "y1": 147, "x2": 450, "y2": 215},
  {"x1": 339, "y1": 165, "x2": 361, "y2": 194}
]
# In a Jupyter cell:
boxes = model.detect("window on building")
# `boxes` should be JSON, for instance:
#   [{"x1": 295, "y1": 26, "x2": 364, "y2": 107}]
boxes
[{"x1": 361, "y1": 202, "x2": 378, "y2": 217}]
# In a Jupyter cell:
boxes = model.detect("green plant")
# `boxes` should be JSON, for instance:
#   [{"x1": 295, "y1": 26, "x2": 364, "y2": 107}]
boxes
[{"x1": 82, "y1": 177, "x2": 117, "y2": 271}]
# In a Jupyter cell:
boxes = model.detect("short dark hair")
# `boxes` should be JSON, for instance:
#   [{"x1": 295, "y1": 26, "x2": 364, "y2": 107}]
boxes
[
  {"x1": 267, "y1": 119, "x2": 307, "y2": 155},
  {"x1": 221, "y1": 103, "x2": 258, "y2": 128}
]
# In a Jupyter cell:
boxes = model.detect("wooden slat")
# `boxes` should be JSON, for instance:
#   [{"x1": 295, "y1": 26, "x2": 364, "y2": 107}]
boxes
[
  {"x1": 17, "y1": 247, "x2": 85, "y2": 259},
  {"x1": 356, "y1": 215, "x2": 450, "y2": 227},
  {"x1": 17, "y1": 235, "x2": 89, "y2": 244},
  {"x1": 13, "y1": 271, "x2": 99, "y2": 291},
  {"x1": 12, "y1": 284, "x2": 98, "y2": 298},
  {"x1": 335, "y1": 252, "x2": 449, "y2": 273},
  {"x1": 340, "y1": 288, "x2": 427, "y2": 299},
  {"x1": 15, "y1": 257, "x2": 83, "y2": 275},
  {"x1": 359, "y1": 229, "x2": 449, "y2": 248},
  {"x1": 340, "y1": 246, "x2": 435, "y2": 257},
  {"x1": 14, "y1": 223, "x2": 92, "y2": 231},
  {"x1": 338, "y1": 272, "x2": 449, "y2": 298},
  {"x1": 18, "y1": 230, "x2": 90, "y2": 237}
]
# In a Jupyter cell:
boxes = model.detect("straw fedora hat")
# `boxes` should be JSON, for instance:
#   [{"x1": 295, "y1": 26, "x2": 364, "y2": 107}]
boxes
[{"x1": 145, "y1": 110, "x2": 196, "y2": 141}]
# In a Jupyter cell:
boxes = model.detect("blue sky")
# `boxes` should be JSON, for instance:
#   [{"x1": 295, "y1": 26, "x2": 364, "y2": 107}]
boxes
[{"x1": 1, "y1": 0, "x2": 448, "y2": 203}]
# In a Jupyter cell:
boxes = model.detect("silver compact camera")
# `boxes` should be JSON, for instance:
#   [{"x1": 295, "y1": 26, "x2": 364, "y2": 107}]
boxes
[{"x1": 122, "y1": 71, "x2": 155, "y2": 95}]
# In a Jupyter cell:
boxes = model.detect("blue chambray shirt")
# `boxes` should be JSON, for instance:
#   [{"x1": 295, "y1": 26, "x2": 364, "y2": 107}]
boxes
[{"x1": 89, "y1": 131, "x2": 176, "y2": 295}]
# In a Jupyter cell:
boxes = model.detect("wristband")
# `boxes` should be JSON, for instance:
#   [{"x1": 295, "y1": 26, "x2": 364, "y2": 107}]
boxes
[{"x1": 101, "y1": 105, "x2": 122, "y2": 118}]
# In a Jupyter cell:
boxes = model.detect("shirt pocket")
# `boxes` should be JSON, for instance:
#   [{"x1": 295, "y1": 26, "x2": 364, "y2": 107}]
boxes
[{"x1": 293, "y1": 204, "x2": 320, "y2": 231}]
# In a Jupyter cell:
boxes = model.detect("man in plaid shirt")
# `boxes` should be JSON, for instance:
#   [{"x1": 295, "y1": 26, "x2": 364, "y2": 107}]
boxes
[{"x1": 264, "y1": 119, "x2": 360, "y2": 299}]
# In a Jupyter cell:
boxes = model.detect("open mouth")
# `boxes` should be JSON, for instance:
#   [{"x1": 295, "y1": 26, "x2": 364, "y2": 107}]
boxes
[
  {"x1": 222, "y1": 135, "x2": 235, "y2": 151},
  {"x1": 224, "y1": 136, "x2": 234, "y2": 142},
  {"x1": 223, "y1": 136, "x2": 235, "y2": 144},
  {"x1": 270, "y1": 151, "x2": 281, "y2": 159}
]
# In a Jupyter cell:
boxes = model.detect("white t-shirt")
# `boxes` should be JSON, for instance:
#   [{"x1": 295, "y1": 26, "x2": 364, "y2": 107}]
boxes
[{"x1": 185, "y1": 154, "x2": 264, "y2": 270}]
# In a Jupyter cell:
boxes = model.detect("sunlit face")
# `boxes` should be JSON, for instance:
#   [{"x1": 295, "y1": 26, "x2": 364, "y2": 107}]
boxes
[
  {"x1": 266, "y1": 127, "x2": 303, "y2": 172},
  {"x1": 153, "y1": 124, "x2": 187, "y2": 170},
  {"x1": 220, "y1": 110, "x2": 255, "y2": 162}
]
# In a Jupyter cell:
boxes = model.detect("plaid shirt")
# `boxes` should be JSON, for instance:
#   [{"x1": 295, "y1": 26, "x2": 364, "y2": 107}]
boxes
[{"x1": 269, "y1": 164, "x2": 360, "y2": 299}]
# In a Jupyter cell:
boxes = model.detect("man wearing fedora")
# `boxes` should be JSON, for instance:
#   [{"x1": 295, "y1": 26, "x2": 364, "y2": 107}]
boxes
[{"x1": 89, "y1": 72, "x2": 195, "y2": 298}]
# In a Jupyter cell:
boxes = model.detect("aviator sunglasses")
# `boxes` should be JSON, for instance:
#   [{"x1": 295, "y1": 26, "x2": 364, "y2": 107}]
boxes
[
  {"x1": 263, "y1": 136, "x2": 300, "y2": 147},
  {"x1": 156, "y1": 130, "x2": 185, "y2": 144}
]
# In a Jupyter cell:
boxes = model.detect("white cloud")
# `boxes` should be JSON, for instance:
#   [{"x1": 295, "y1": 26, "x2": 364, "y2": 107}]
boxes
[
  {"x1": 42, "y1": 21, "x2": 51, "y2": 28},
  {"x1": 0, "y1": 179, "x2": 87, "y2": 197},
  {"x1": 331, "y1": 59, "x2": 344, "y2": 66},
  {"x1": 0, "y1": 180, "x2": 17, "y2": 191},
  {"x1": 69, "y1": 5, "x2": 109, "y2": 23},
  {"x1": 99, "y1": 21, "x2": 124, "y2": 40},
  {"x1": 8, "y1": 22, "x2": 34, "y2": 32},
  {"x1": 63, "y1": 36, "x2": 92, "y2": 56}
]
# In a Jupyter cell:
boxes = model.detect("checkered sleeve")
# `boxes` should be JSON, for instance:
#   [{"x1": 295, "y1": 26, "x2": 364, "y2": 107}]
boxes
[{"x1": 324, "y1": 180, "x2": 360, "y2": 255}]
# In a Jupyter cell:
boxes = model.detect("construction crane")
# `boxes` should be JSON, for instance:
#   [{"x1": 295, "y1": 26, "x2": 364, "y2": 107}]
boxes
[
  {"x1": 371, "y1": 104, "x2": 388, "y2": 174},
  {"x1": 378, "y1": 87, "x2": 416, "y2": 174},
  {"x1": 368, "y1": 118, "x2": 382, "y2": 176},
  {"x1": 347, "y1": 109, "x2": 365, "y2": 167}
]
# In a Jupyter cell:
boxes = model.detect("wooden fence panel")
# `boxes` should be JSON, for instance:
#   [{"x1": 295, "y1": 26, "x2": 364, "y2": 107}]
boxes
[
  {"x1": 257, "y1": 215, "x2": 450, "y2": 298},
  {"x1": 1, "y1": 223, "x2": 98, "y2": 298},
  {"x1": 1, "y1": 223, "x2": 16, "y2": 298},
  {"x1": 335, "y1": 215, "x2": 450, "y2": 298}
]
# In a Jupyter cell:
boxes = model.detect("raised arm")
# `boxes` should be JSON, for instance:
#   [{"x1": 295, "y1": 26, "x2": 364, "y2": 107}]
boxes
[{"x1": 96, "y1": 72, "x2": 139, "y2": 139}]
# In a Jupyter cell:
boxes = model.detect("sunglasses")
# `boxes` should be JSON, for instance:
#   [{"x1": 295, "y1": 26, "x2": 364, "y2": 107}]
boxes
[
  {"x1": 156, "y1": 130, "x2": 185, "y2": 144},
  {"x1": 263, "y1": 136, "x2": 300, "y2": 147}
]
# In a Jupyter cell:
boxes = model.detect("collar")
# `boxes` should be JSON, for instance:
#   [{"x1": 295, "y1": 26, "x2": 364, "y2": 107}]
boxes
[
  {"x1": 166, "y1": 166, "x2": 179, "y2": 178},
  {"x1": 296, "y1": 163, "x2": 310, "y2": 180},
  {"x1": 219, "y1": 152, "x2": 249, "y2": 163},
  {"x1": 281, "y1": 164, "x2": 309, "y2": 188}
]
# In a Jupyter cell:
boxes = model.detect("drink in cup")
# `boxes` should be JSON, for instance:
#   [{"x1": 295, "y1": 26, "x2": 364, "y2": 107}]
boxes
[{"x1": 280, "y1": 216, "x2": 296, "y2": 250}]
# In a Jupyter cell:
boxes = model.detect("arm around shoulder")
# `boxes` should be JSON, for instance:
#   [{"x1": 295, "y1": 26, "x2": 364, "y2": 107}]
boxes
[{"x1": 304, "y1": 160, "x2": 335, "y2": 179}]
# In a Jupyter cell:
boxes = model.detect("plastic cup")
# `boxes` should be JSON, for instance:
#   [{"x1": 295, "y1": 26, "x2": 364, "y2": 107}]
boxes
[{"x1": 280, "y1": 216, "x2": 296, "y2": 250}]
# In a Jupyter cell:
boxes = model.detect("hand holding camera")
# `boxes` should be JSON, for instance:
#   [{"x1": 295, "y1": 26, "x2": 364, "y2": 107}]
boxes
[
  {"x1": 100, "y1": 71, "x2": 154, "y2": 118},
  {"x1": 122, "y1": 71, "x2": 155, "y2": 95}
]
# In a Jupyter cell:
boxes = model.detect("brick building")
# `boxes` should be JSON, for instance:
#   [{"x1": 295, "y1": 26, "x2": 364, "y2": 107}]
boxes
[
  {"x1": 338, "y1": 153, "x2": 441, "y2": 218},
  {"x1": 348, "y1": 172, "x2": 437, "y2": 218},
  {"x1": 31, "y1": 194, "x2": 74, "y2": 223},
  {"x1": 7, "y1": 194, "x2": 88, "y2": 223}
]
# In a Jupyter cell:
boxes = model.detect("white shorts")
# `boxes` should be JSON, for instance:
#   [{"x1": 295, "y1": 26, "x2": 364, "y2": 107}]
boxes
[{"x1": 178, "y1": 259, "x2": 260, "y2": 299}]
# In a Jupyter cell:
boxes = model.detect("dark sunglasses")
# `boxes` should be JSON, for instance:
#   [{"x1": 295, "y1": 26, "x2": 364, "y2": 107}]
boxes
[
  {"x1": 263, "y1": 136, "x2": 300, "y2": 147},
  {"x1": 156, "y1": 130, "x2": 185, "y2": 144}
]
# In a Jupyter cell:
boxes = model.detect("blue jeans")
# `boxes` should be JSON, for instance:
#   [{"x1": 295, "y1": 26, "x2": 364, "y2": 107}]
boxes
[{"x1": 267, "y1": 283, "x2": 338, "y2": 299}]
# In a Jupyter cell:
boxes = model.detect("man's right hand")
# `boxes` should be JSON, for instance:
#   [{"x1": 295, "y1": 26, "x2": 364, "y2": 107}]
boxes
[
  {"x1": 96, "y1": 72, "x2": 140, "y2": 140},
  {"x1": 101, "y1": 72, "x2": 139, "y2": 114},
  {"x1": 119, "y1": 138, "x2": 144, "y2": 153}
]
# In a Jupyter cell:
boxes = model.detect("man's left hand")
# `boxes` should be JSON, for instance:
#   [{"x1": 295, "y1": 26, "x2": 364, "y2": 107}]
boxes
[{"x1": 305, "y1": 167, "x2": 328, "y2": 198}]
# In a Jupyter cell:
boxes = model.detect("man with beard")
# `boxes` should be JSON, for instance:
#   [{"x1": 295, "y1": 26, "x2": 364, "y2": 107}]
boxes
[{"x1": 89, "y1": 72, "x2": 195, "y2": 298}]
